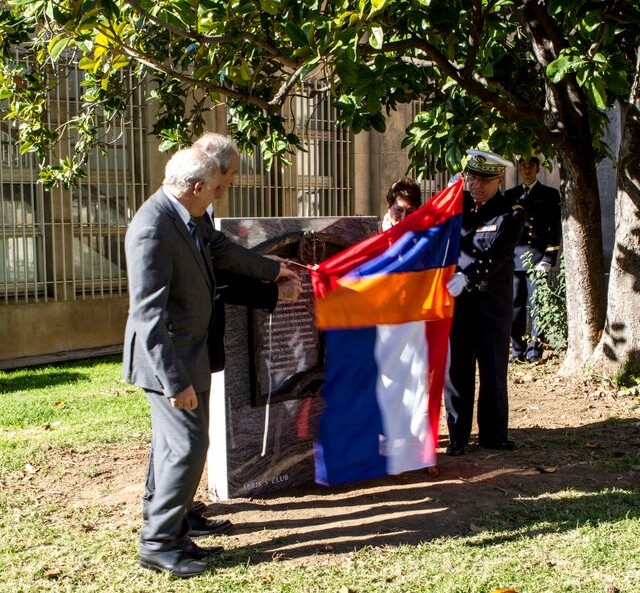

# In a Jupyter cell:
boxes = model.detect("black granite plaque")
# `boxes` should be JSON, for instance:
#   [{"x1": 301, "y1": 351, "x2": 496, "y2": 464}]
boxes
[
  {"x1": 249, "y1": 230, "x2": 352, "y2": 406},
  {"x1": 208, "y1": 216, "x2": 379, "y2": 499}
]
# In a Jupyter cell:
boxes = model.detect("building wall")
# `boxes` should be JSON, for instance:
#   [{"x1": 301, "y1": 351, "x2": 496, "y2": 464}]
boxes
[
  {"x1": 0, "y1": 95, "x2": 416, "y2": 369},
  {"x1": 1, "y1": 92, "x2": 618, "y2": 368}
]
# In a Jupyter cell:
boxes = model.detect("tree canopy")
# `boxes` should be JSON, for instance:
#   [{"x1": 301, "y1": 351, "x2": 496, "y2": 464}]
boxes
[
  {"x1": 1, "y1": 0, "x2": 635, "y2": 178},
  {"x1": 1, "y1": 0, "x2": 640, "y2": 374}
]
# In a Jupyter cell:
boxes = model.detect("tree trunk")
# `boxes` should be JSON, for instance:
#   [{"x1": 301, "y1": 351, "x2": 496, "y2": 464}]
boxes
[
  {"x1": 557, "y1": 155, "x2": 607, "y2": 373},
  {"x1": 591, "y1": 51, "x2": 640, "y2": 377},
  {"x1": 543, "y1": 93, "x2": 607, "y2": 374},
  {"x1": 522, "y1": 6, "x2": 607, "y2": 373}
]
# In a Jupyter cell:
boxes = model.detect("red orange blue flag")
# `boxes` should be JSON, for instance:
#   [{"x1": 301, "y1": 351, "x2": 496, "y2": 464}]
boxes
[{"x1": 310, "y1": 179, "x2": 463, "y2": 485}]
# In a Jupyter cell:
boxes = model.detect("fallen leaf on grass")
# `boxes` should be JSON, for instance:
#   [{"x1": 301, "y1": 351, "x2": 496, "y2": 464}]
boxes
[
  {"x1": 43, "y1": 569, "x2": 62, "y2": 579},
  {"x1": 53, "y1": 401, "x2": 65, "y2": 408},
  {"x1": 585, "y1": 442, "x2": 601, "y2": 449},
  {"x1": 535, "y1": 465, "x2": 558, "y2": 474},
  {"x1": 489, "y1": 589, "x2": 519, "y2": 593},
  {"x1": 339, "y1": 587, "x2": 357, "y2": 593}
]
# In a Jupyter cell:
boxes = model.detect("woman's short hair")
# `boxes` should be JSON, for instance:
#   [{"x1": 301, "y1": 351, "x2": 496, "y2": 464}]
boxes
[{"x1": 385, "y1": 178, "x2": 422, "y2": 208}]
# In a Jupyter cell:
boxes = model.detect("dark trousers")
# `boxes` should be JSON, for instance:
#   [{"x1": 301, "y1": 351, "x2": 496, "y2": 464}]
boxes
[
  {"x1": 140, "y1": 389, "x2": 210, "y2": 554},
  {"x1": 445, "y1": 290, "x2": 511, "y2": 447},
  {"x1": 511, "y1": 270, "x2": 544, "y2": 359}
]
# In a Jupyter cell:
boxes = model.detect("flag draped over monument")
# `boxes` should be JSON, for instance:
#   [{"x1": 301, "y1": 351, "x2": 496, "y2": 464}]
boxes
[{"x1": 310, "y1": 180, "x2": 463, "y2": 485}]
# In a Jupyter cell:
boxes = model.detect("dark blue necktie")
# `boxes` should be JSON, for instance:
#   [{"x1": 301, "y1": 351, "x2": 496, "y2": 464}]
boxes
[{"x1": 187, "y1": 218, "x2": 201, "y2": 251}]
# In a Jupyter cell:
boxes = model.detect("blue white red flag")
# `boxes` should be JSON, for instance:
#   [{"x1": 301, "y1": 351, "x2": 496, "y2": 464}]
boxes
[{"x1": 310, "y1": 179, "x2": 463, "y2": 485}]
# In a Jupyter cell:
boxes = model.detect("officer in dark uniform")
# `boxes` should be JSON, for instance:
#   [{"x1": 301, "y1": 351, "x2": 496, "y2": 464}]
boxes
[
  {"x1": 444, "y1": 150, "x2": 525, "y2": 456},
  {"x1": 505, "y1": 153, "x2": 561, "y2": 363}
]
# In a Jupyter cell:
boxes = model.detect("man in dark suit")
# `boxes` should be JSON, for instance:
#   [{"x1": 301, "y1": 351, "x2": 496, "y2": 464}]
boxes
[
  {"x1": 505, "y1": 154, "x2": 562, "y2": 363},
  {"x1": 444, "y1": 150, "x2": 525, "y2": 456},
  {"x1": 123, "y1": 146, "x2": 300, "y2": 577},
  {"x1": 180, "y1": 133, "x2": 303, "y2": 537}
]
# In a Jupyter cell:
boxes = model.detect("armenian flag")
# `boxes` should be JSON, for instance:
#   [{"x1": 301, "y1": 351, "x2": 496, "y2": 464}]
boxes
[{"x1": 311, "y1": 179, "x2": 463, "y2": 485}]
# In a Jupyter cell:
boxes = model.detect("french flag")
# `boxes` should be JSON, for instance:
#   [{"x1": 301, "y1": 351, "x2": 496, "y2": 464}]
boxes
[{"x1": 311, "y1": 180, "x2": 463, "y2": 485}]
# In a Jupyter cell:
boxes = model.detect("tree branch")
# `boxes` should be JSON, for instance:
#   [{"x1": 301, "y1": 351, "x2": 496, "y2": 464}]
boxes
[
  {"x1": 121, "y1": 0, "x2": 299, "y2": 70},
  {"x1": 375, "y1": 38, "x2": 542, "y2": 122}
]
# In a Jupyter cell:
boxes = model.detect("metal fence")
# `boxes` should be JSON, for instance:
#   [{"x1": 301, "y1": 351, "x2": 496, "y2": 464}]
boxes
[
  {"x1": 2, "y1": 71, "x2": 352, "y2": 305},
  {"x1": 0, "y1": 58, "x2": 148, "y2": 304}
]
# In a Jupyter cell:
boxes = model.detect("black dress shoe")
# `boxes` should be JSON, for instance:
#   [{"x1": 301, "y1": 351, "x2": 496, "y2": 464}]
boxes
[
  {"x1": 526, "y1": 355, "x2": 541, "y2": 363},
  {"x1": 179, "y1": 536, "x2": 223, "y2": 559},
  {"x1": 446, "y1": 443, "x2": 466, "y2": 456},
  {"x1": 479, "y1": 439, "x2": 516, "y2": 451},
  {"x1": 188, "y1": 512, "x2": 233, "y2": 537},
  {"x1": 139, "y1": 549, "x2": 207, "y2": 578}
]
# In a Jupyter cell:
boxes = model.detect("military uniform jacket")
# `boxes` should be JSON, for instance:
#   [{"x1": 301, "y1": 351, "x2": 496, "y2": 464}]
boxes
[
  {"x1": 504, "y1": 181, "x2": 561, "y2": 271},
  {"x1": 458, "y1": 190, "x2": 525, "y2": 305}
]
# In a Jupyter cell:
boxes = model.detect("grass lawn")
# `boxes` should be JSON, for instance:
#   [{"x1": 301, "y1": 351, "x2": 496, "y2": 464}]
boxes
[{"x1": 1, "y1": 356, "x2": 639, "y2": 593}]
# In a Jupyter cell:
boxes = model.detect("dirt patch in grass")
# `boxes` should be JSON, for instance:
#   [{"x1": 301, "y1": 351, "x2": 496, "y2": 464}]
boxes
[{"x1": 7, "y1": 356, "x2": 640, "y2": 565}]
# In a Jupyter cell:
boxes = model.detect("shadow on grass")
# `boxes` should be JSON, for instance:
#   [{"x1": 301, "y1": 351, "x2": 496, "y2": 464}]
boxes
[
  {"x1": 0, "y1": 355, "x2": 121, "y2": 394},
  {"x1": 211, "y1": 416, "x2": 640, "y2": 564},
  {"x1": 0, "y1": 371, "x2": 88, "y2": 394}
]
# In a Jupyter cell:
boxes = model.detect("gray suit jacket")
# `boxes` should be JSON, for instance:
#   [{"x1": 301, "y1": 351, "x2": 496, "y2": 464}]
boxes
[{"x1": 122, "y1": 187, "x2": 279, "y2": 396}]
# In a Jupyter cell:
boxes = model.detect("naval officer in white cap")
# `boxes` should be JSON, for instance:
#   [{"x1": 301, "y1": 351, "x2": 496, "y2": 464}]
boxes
[{"x1": 444, "y1": 149, "x2": 525, "y2": 456}]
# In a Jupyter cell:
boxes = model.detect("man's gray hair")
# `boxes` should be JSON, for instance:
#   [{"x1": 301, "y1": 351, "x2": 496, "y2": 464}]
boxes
[
  {"x1": 163, "y1": 147, "x2": 220, "y2": 194},
  {"x1": 193, "y1": 133, "x2": 239, "y2": 174}
]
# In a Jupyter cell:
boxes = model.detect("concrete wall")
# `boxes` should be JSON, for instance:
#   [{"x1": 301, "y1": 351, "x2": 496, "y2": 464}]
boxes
[{"x1": 0, "y1": 297, "x2": 129, "y2": 369}]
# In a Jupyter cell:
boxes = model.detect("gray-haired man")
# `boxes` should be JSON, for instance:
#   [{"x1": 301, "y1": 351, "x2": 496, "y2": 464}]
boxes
[{"x1": 123, "y1": 146, "x2": 298, "y2": 577}]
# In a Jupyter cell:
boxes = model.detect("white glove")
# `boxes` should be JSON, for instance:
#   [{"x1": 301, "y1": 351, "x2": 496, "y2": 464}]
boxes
[
  {"x1": 446, "y1": 272, "x2": 468, "y2": 297},
  {"x1": 534, "y1": 261, "x2": 552, "y2": 274}
]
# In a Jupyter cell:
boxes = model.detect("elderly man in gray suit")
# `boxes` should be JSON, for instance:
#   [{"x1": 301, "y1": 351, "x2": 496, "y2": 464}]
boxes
[{"x1": 123, "y1": 145, "x2": 300, "y2": 577}]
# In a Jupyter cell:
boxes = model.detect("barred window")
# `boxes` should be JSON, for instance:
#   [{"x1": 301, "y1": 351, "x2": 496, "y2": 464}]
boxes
[
  {"x1": 230, "y1": 81, "x2": 353, "y2": 218},
  {"x1": 1, "y1": 56, "x2": 147, "y2": 304}
]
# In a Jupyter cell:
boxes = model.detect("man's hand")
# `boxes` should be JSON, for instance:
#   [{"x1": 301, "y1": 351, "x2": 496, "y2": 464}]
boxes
[
  {"x1": 277, "y1": 276, "x2": 303, "y2": 302},
  {"x1": 170, "y1": 386, "x2": 198, "y2": 410},
  {"x1": 446, "y1": 272, "x2": 468, "y2": 297},
  {"x1": 274, "y1": 261, "x2": 299, "y2": 281},
  {"x1": 534, "y1": 261, "x2": 552, "y2": 274}
]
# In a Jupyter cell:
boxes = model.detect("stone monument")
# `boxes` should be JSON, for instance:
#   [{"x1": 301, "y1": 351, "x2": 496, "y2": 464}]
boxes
[{"x1": 208, "y1": 216, "x2": 378, "y2": 499}]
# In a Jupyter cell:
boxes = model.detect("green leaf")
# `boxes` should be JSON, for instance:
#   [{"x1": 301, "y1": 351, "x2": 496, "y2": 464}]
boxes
[
  {"x1": 369, "y1": 27, "x2": 383, "y2": 50},
  {"x1": 546, "y1": 55, "x2": 571, "y2": 82},
  {"x1": 285, "y1": 22, "x2": 308, "y2": 48},
  {"x1": 259, "y1": 0, "x2": 279, "y2": 15},
  {"x1": 77, "y1": 57, "x2": 96, "y2": 70},
  {"x1": 48, "y1": 35, "x2": 70, "y2": 62},
  {"x1": 585, "y1": 78, "x2": 607, "y2": 109}
]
